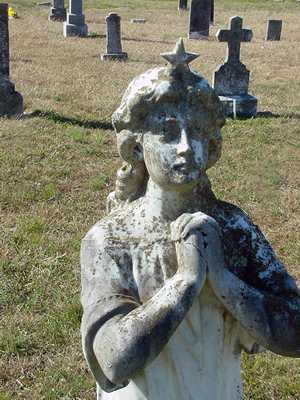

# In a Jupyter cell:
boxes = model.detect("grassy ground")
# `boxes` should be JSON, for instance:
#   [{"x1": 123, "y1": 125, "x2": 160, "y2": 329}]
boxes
[{"x1": 0, "y1": 0, "x2": 299, "y2": 399}]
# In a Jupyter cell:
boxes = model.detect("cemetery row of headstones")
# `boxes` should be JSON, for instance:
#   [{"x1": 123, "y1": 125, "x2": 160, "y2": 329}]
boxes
[
  {"x1": 51, "y1": 0, "x2": 283, "y2": 42},
  {"x1": 0, "y1": 0, "x2": 287, "y2": 119}
]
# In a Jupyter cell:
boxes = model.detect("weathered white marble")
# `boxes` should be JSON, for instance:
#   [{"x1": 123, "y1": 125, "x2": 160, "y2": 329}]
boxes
[{"x1": 81, "y1": 39, "x2": 300, "y2": 400}]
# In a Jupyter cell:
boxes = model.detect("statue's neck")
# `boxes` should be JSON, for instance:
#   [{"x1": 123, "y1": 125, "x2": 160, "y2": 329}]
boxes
[{"x1": 143, "y1": 176, "x2": 216, "y2": 222}]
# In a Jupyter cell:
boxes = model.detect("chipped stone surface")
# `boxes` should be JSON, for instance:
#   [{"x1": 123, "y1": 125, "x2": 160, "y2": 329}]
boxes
[
  {"x1": 213, "y1": 16, "x2": 257, "y2": 118},
  {"x1": 0, "y1": 3, "x2": 23, "y2": 117},
  {"x1": 81, "y1": 39, "x2": 300, "y2": 400}
]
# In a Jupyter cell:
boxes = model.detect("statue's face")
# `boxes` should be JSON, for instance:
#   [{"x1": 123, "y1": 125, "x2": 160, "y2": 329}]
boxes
[{"x1": 143, "y1": 102, "x2": 211, "y2": 191}]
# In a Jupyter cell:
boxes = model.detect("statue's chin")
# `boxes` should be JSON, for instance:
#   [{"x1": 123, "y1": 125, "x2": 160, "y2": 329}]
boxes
[{"x1": 153, "y1": 171, "x2": 205, "y2": 193}]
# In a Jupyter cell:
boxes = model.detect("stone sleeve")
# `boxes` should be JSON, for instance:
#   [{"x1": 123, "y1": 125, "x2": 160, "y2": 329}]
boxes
[
  {"x1": 248, "y1": 222, "x2": 299, "y2": 299},
  {"x1": 80, "y1": 228, "x2": 140, "y2": 392}
]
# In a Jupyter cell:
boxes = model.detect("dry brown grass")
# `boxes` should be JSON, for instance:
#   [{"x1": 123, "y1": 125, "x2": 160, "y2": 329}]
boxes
[{"x1": 1, "y1": 1, "x2": 300, "y2": 399}]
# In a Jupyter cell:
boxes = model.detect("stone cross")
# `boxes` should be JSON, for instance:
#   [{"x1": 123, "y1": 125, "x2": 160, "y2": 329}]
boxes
[
  {"x1": 0, "y1": 3, "x2": 9, "y2": 78},
  {"x1": 265, "y1": 19, "x2": 282, "y2": 41},
  {"x1": 49, "y1": 0, "x2": 66, "y2": 22},
  {"x1": 0, "y1": 3, "x2": 23, "y2": 117},
  {"x1": 188, "y1": 0, "x2": 211, "y2": 39},
  {"x1": 63, "y1": 0, "x2": 88, "y2": 37},
  {"x1": 213, "y1": 16, "x2": 257, "y2": 118},
  {"x1": 101, "y1": 13, "x2": 127, "y2": 61},
  {"x1": 217, "y1": 16, "x2": 252, "y2": 64},
  {"x1": 178, "y1": 0, "x2": 187, "y2": 11}
]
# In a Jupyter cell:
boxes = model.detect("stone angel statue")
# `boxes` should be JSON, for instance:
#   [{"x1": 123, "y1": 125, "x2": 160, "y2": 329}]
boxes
[{"x1": 80, "y1": 39, "x2": 300, "y2": 400}]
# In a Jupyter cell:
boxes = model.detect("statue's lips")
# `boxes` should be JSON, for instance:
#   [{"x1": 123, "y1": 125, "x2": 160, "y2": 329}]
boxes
[
  {"x1": 172, "y1": 162, "x2": 194, "y2": 173},
  {"x1": 173, "y1": 159, "x2": 194, "y2": 172}
]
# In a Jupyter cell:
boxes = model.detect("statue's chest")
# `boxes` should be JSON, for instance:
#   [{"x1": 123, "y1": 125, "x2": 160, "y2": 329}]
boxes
[
  {"x1": 130, "y1": 240, "x2": 177, "y2": 302},
  {"x1": 130, "y1": 226, "x2": 250, "y2": 302}
]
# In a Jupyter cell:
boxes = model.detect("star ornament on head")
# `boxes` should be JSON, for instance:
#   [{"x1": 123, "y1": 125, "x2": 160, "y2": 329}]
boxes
[{"x1": 161, "y1": 38, "x2": 199, "y2": 69}]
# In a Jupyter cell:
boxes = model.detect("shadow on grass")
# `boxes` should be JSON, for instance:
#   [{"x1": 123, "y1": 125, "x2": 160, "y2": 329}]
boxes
[
  {"x1": 256, "y1": 111, "x2": 300, "y2": 119},
  {"x1": 24, "y1": 110, "x2": 113, "y2": 130},
  {"x1": 123, "y1": 36, "x2": 174, "y2": 45},
  {"x1": 86, "y1": 33, "x2": 106, "y2": 39}
]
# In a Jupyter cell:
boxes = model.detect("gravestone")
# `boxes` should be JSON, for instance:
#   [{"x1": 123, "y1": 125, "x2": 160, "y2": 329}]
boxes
[
  {"x1": 49, "y1": 0, "x2": 66, "y2": 22},
  {"x1": 130, "y1": 18, "x2": 146, "y2": 23},
  {"x1": 178, "y1": 0, "x2": 187, "y2": 11},
  {"x1": 210, "y1": 0, "x2": 214, "y2": 24},
  {"x1": 189, "y1": 0, "x2": 211, "y2": 39},
  {"x1": 81, "y1": 38, "x2": 300, "y2": 400},
  {"x1": 63, "y1": 0, "x2": 88, "y2": 37},
  {"x1": 101, "y1": 13, "x2": 127, "y2": 61},
  {"x1": 265, "y1": 19, "x2": 282, "y2": 41},
  {"x1": 213, "y1": 16, "x2": 257, "y2": 118},
  {"x1": 0, "y1": 3, "x2": 23, "y2": 117}
]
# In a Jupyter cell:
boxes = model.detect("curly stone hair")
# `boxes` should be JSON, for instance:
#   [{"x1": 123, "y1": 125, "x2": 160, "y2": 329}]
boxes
[{"x1": 107, "y1": 65, "x2": 225, "y2": 212}]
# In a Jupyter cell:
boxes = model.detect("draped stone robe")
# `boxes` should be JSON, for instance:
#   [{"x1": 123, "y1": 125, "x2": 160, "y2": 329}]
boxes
[{"x1": 81, "y1": 199, "x2": 299, "y2": 400}]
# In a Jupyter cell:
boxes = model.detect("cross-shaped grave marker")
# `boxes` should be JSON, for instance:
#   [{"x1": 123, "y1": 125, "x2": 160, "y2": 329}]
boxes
[
  {"x1": 213, "y1": 16, "x2": 257, "y2": 118},
  {"x1": 217, "y1": 16, "x2": 252, "y2": 64}
]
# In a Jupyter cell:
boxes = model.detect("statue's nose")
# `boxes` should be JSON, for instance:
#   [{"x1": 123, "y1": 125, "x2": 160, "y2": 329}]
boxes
[{"x1": 177, "y1": 129, "x2": 192, "y2": 157}]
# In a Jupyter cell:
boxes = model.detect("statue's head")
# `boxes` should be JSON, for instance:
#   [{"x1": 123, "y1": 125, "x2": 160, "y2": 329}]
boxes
[{"x1": 109, "y1": 39, "x2": 225, "y2": 209}]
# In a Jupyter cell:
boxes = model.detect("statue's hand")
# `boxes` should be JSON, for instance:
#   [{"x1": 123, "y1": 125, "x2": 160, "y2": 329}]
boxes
[
  {"x1": 170, "y1": 212, "x2": 213, "y2": 291},
  {"x1": 198, "y1": 216, "x2": 226, "y2": 287}
]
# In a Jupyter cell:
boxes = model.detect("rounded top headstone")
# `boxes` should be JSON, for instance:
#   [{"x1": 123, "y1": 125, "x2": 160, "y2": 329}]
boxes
[{"x1": 106, "y1": 12, "x2": 120, "y2": 21}]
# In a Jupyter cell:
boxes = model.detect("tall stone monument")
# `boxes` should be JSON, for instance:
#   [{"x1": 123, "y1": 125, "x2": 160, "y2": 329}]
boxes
[
  {"x1": 213, "y1": 16, "x2": 257, "y2": 118},
  {"x1": 178, "y1": 0, "x2": 188, "y2": 11},
  {"x1": 63, "y1": 0, "x2": 88, "y2": 37},
  {"x1": 189, "y1": 0, "x2": 211, "y2": 39},
  {"x1": 81, "y1": 38, "x2": 300, "y2": 400},
  {"x1": 265, "y1": 19, "x2": 282, "y2": 41},
  {"x1": 101, "y1": 13, "x2": 127, "y2": 61},
  {"x1": 49, "y1": 0, "x2": 66, "y2": 22},
  {"x1": 0, "y1": 3, "x2": 23, "y2": 117}
]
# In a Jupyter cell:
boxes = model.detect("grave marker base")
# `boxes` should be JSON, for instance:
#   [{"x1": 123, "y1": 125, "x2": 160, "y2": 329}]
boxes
[
  {"x1": 63, "y1": 22, "x2": 88, "y2": 37},
  {"x1": 219, "y1": 94, "x2": 257, "y2": 119},
  {"x1": 188, "y1": 31, "x2": 209, "y2": 39},
  {"x1": 0, "y1": 78, "x2": 23, "y2": 118},
  {"x1": 101, "y1": 52, "x2": 128, "y2": 61}
]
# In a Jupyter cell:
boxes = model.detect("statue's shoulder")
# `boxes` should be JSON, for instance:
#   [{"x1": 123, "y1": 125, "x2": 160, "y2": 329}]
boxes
[
  {"x1": 212, "y1": 200, "x2": 254, "y2": 234},
  {"x1": 82, "y1": 199, "x2": 143, "y2": 250}
]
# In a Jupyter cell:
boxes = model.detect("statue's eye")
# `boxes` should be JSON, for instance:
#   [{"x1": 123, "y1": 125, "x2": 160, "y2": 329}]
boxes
[
  {"x1": 158, "y1": 112, "x2": 166, "y2": 121},
  {"x1": 159, "y1": 118, "x2": 179, "y2": 143}
]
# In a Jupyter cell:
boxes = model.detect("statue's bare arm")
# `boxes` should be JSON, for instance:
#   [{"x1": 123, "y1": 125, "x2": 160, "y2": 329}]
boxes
[
  {"x1": 201, "y1": 216, "x2": 300, "y2": 358},
  {"x1": 91, "y1": 215, "x2": 208, "y2": 386}
]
